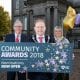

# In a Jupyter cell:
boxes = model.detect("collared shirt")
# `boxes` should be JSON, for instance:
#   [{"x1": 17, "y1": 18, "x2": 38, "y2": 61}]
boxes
[
  {"x1": 54, "y1": 36, "x2": 64, "y2": 43},
  {"x1": 36, "y1": 35, "x2": 45, "y2": 43},
  {"x1": 15, "y1": 33, "x2": 21, "y2": 42},
  {"x1": 54, "y1": 36, "x2": 69, "y2": 44}
]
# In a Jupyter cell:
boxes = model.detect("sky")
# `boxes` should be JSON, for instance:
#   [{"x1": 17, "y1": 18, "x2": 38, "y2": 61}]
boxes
[{"x1": 0, "y1": 0, "x2": 11, "y2": 17}]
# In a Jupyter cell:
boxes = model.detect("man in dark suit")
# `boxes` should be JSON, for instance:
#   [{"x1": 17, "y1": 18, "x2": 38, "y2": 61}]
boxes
[
  {"x1": 5, "y1": 19, "x2": 27, "y2": 80},
  {"x1": 28, "y1": 19, "x2": 54, "y2": 80}
]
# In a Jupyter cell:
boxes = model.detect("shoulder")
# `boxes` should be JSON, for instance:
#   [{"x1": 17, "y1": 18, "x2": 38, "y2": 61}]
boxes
[
  {"x1": 21, "y1": 34, "x2": 27, "y2": 37},
  {"x1": 21, "y1": 34, "x2": 28, "y2": 42},
  {"x1": 63, "y1": 37, "x2": 70, "y2": 43},
  {"x1": 5, "y1": 33, "x2": 14, "y2": 42},
  {"x1": 26, "y1": 34, "x2": 34, "y2": 42},
  {"x1": 5, "y1": 34, "x2": 14, "y2": 38},
  {"x1": 49, "y1": 35, "x2": 55, "y2": 43},
  {"x1": 44, "y1": 35, "x2": 55, "y2": 43}
]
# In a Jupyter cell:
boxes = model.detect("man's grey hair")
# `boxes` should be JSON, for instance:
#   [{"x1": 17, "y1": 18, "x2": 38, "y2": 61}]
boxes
[{"x1": 13, "y1": 19, "x2": 23, "y2": 27}]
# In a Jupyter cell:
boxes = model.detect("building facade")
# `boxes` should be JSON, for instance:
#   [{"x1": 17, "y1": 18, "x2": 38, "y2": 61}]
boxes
[
  {"x1": 12, "y1": 0, "x2": 80, "y2": 48},
  {"x1": 0, "y1": 0, "x2": 80, "y2": 80},
  {"x1": 12, "y1": 0, "x2": 70, "y2": 34}
]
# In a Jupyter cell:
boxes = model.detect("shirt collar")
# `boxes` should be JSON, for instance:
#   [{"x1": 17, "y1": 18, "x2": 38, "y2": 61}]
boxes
[
  {"x1": 54, "y1": 36, "x2": 64, "y2": 42},
  {"x1": 36, "y1": 35, "x2": 45, "y2": 38},
  {"x1": 15, "y1": 33, "x2": 21, "y2": 38}
]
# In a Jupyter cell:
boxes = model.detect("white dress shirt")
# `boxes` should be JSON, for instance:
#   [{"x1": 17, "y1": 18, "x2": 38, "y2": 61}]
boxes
[{"x1": 54, "y1": 36, "x2": 69, "y2": 44}]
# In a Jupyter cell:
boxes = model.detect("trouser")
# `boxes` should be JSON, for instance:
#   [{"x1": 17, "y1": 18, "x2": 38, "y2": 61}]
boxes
[
  {"x1": 55, "y1": 73, "x2": 69, "y2": 80},
  {"x1": 7, "y1": 71, "x2": 26, "y2": 80},
  {"x1": 28, "y1": 72, "x2": 54, "y2": 80}
]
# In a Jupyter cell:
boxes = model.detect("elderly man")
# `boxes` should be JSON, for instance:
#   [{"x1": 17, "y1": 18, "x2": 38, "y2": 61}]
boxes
[
  {"x1": 53, "y1": 26, "x2": 69, "y2": 80},
  {"x1": 5, "y1": 19, "x2": 27, "y2": 80}
]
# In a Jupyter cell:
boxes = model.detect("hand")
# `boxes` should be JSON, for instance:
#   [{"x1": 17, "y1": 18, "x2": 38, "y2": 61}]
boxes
[{"x1": 19, "y1": 71, "x2": 26, "y2": 73}]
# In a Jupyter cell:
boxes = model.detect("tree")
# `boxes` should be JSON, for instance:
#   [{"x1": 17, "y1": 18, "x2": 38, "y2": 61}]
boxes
[{"x1": 0, "y1": 6, "x2": 11, "y2": 40}]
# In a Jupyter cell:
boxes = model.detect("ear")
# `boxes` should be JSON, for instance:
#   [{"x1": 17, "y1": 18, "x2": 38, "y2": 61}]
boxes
[
  {"x1": 34, "y1": 26, "x2": 35, "y2": 31},
  {"x1": 13, "y1": 26, "x2": 15, "y2": 30},
  {"x1": 44, "y1": 26, "x2": 46, "y2": 31}
]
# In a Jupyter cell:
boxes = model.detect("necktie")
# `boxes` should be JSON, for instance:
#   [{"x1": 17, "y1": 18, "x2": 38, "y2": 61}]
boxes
[
  {"x1": 38, "y1": 37, "x2": 43, "y2": 43},
  {"x1": 15, "y1": 35, "x2": 19, "y2": 42}
]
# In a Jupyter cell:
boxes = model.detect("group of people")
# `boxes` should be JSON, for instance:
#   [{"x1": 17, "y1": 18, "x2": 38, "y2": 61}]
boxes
[{"x1": 5, "y1": 18, "x2": 69, "y2": 80}]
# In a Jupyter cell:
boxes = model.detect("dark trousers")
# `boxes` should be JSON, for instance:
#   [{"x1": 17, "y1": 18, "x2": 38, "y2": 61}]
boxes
[
  {"x1": 28, "y1": 72, "x2": 53, "y2": 80},
  {"x1": 7, "y1": 71, "x2": 26, "y2": 80},
  {"x1": 55, "y1": 73, "x2": 69, "y2": 80}
]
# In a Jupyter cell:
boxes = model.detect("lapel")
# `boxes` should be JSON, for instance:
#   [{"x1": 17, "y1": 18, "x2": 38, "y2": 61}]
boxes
[
  {"x1": 21, "y1": 34, "x2": 23, "y2": 42},
  {"x1": 12, "y1": 34, "x2": 15, "y2": 42},
  {"x1": 45, "y1": 36, "x2": 48, "y2": 43},
  {"x1": 45, "y1": 35, "x2": 50, "y2": 43},
  {"x1": 32, "y1": 35, "x2": 38, "y2": 42},
  {"x1": 21, "y1": 34, "x2": 25, "y2": 42}
]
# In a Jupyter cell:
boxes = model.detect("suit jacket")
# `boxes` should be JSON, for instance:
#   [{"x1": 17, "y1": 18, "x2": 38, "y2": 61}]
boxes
[
  {"x1": 5, "y1": 34, "x2": 27, "y2": 80},
  {"x1": 5, "y1": 33, "x2": 27, "y2": 42},
  {"x1": 28, "y1": 35, "x2": 54, "y2": 80}
]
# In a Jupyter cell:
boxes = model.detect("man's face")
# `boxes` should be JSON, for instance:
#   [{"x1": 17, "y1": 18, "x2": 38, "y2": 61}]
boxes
[
  {"x1": 54, "y1": 29, "x2": 63, "y2": 38},
  {"x1": 34, "y1": 21, "x2": 46, "y2": 36},
  {"x1": 14, "y1": 23, "x2": 23, "y2": 34}
]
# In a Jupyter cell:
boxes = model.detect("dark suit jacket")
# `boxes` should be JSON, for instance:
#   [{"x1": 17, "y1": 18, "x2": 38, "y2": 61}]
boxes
[
  {"x1": 5, "y1": 33, "x2": 27, "y2": 42},
  {"x1": 28, "y1": 35, "x2": 55, "y2": 80},
  {"x1": 5, "y1": 33, "x2": 27, "y2": 80}
]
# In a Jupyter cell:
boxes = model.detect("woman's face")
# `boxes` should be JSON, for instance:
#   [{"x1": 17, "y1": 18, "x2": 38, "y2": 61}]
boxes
[{"x1": 54, "y1": 29, "x2": 63, "y2": 38}]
